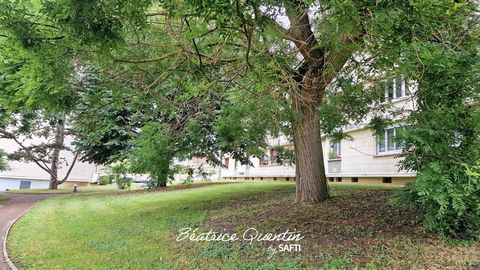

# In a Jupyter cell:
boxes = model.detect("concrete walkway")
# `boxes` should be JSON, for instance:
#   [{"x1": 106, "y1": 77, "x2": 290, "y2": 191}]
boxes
[{"x1": 0, "y1": 193, "x2": 54, "y2": 270}]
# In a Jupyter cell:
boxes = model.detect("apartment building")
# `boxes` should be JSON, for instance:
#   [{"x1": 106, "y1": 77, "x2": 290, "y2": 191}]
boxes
[{"x1": 221, "y1": 76, "x2": 416, "y2": 185}]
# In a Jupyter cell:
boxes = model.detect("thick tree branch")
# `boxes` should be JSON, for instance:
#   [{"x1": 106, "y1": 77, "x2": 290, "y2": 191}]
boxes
[
  {"x1": 59, "y1": 152, "x2": 79, "y2": 184},
  {"x1": 285, "y1": 2, "x2": 325, "y2": 69},
  {"x1": 9, "y1": 136, "x2": 57, "y2": 180}
]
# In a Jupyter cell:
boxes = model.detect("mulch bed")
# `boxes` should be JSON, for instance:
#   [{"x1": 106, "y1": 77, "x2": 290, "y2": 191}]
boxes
[{"x1": 204, "y1": 187, "x2": 480, "y2": 269}]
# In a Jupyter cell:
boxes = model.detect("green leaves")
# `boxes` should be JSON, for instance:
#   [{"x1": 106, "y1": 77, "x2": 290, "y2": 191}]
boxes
[
  {"x1": 129, "y1": 122, "x2": 173, "y2": 187},
  {"x1": 42, "y1": 0, "x2": 151, "y2": 45},
  {"x1": 390, "y1": 1, "x2": 480, "y2": 239},
  {"x1": 399, "y1": 163, "x2": 480, "y2": 239},
  {"x1": 0, "y1": 148, "x2": 8, "y2": 171}
]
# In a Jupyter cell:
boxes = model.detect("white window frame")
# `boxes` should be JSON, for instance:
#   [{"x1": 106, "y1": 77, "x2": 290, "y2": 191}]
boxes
[
  {"x1": 377, "y1": 127, "x2": 403, "y2": 155},
  {"x1": 329, "y1": 141, "x2": 341, "y2": 159},
  {"x1": 384, "y1": 76, "x2": 408, "y2": 102},
  {"x1": 270, "y1": 149, "x2": 279, "y2": 165},
  {"x1": 259, "y1": 154, "x2": 269, "y2": 166}
]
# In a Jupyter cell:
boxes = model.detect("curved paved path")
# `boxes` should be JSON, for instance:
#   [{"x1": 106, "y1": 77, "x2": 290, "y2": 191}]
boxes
[{"x1": 0, "y1": 193, "x2": 54, "y2": 270}]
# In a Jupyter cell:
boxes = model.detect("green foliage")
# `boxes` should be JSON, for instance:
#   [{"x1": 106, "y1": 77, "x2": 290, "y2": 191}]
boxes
[
  {"x1": 97, "y1": 175, "x2": 113, "y2": 186},
  {"x1": 390, "y1": 4, "x2": 480, "y2": 239},
  {"x1": 271, "y1": 146, "x2": 295, "y2": 166},
  {"x1": 115, "y1": 176, "x2": 132, "y2": 190},
  {"x1": 42, "y1": 0, "x2": 151, "y2": 45},
  {"x1": 129, "y1": 122, "x2": 174, "y2": 188},
  {"x1": 110, "y1": 161, "x2": 132, "y2": 189},
  {"x1": 0, "y1": 0, "x2": 77, "y2": 111},
  {"x1": 0, "y1": 148, "x2": 8, "y2": 171},
  {"x1": 100, "y1": 162, "x2": 133, "y2": 189},
  {"x1": 72, "y1": 71, "x2": 141, "y2": 165},
  {"x1": 393, "y1": 163, "x2": 480, "y2": 240}
]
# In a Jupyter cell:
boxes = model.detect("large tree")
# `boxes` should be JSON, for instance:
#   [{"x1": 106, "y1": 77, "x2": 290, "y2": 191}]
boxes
[
  {"x1": 0, "y1": 112, "x2": 79, "y2": 189},
  {"x1": 1, "y1": 0, "x2": 478, "y2": 203}
]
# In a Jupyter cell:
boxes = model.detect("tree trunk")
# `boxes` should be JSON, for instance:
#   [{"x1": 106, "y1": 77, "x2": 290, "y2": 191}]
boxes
[
  {"x1": 293, "y1": 109, "x2": 329, "y2": 204},
  {"x1": 292, "y1": 70, "x2": 330, "y2": 204},
  {"x1": 49, "y1": 116, "x2": 66, "y2": 190}
]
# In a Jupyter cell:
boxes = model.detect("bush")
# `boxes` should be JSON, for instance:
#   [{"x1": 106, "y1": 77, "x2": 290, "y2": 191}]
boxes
[
  {"x1": 393, "y1": 162, "x2": 480, "y2": 239},
  {"x1": 116, "y1": 176, "x2": 132, "y2": 190},
  {"x1": 97, "y1": 175, "x2": 113, "y2": 185}
]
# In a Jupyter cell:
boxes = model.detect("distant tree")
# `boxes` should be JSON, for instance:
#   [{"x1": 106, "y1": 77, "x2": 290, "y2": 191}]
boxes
[
  {"x1": 110, "y1": 161, "x2": 132, "y2": 190},
  {"x1": 128, "y1": 122, "x2": 173, "y2": 187},
  {"x1": 71, "y1": 68, "x2": 141, "y2": 165},
  {"x1": 0, "y1": 112, "x2": 79, "y2": 189}
]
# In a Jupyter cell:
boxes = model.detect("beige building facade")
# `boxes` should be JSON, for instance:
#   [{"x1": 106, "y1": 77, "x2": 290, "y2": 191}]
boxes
[{"x1": 221, "y1": 77, "x2": 417, "y2": 185}]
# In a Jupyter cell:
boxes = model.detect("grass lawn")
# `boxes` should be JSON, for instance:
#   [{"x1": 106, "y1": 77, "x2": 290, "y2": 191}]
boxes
[
  {"x1": 6, "y1": 183, "x2": 143, "y2": 194},
  {"x1": 8, "y1": 182, "x2": 480, "y2": 270}
]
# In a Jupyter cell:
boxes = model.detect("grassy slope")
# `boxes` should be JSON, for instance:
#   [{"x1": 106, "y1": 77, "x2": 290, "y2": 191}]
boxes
[
  {"x1": 9, "y1": 182, "x2": 295, "y2": 270},
  {"x1": 8, "y1": 182, "x2": 480, "y2": 270}
]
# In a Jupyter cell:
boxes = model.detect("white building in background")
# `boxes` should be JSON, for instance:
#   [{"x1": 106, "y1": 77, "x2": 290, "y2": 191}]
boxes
[
  {"x1": 0, "y1": 77, "x2": 417, "y2": 189},
  {"x1": 221, "y1": 76, "x2": 417, "y2": 185},
  {"x1": 0, "y1": 136, "x2": 97, "y2": 191},
  {"x1": 174, "y1": 157, "x2": 220, "y2": 181}
]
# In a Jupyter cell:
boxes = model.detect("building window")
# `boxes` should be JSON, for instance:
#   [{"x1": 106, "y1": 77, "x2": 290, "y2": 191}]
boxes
[
  {"x1": 383, "y1": 76, "x2": 408, "y2": 102},
  {"x1": 351, "y1": 177, "x2": 358, "y2": 183},
  {"x1": 223, "y1": 158, "x2": 229, "y2": 169},
  {"x1": 383, "y1": 177, "x2": 392, "y2": 184},
  {"x1": 377, "y1": 127, "x2": 403, "y2": 154},
  {"x1": 260, "y1": 154, "x2": 269, "y2": 166},
  {"x1": 270, "y1": 149, "x2": 279, "y2": 165},
  {"x1": 329, "y1": 141, "x2": 341, "y2": 159}
]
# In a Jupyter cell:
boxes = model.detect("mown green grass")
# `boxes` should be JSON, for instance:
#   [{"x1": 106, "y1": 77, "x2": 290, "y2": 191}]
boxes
[
  {"x1": 6, "y1": 183, "x2": 144, "y2": 194},
  {"x1": 11, "y1": 182, "x2": 473, "y2": 270},
  {"x1": 9, "y1": 182, "x2": 298, "y2": 270}
]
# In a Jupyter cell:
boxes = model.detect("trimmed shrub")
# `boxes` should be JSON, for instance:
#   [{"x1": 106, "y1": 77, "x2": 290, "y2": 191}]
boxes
[{"x1": 98, "y1": 175, "x2": 113, "y2": 185}]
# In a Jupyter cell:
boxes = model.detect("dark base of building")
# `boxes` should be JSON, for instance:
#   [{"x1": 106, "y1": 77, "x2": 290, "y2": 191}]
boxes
[{"x1": 223, "y1": 176, "x2": 415, "y2": 186}]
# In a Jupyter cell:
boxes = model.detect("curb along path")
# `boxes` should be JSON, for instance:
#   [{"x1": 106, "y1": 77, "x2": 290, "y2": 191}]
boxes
[{"x1": 0, "y1": 193, "x2": 53, "y2": 270}]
